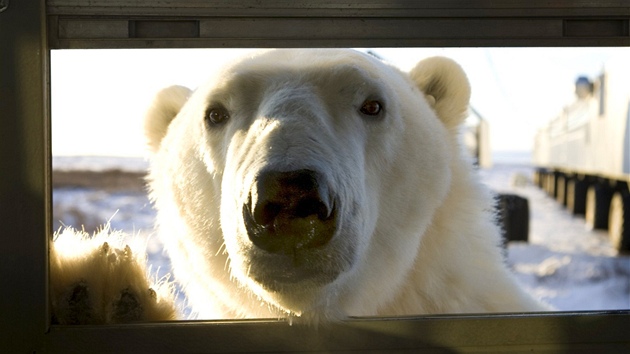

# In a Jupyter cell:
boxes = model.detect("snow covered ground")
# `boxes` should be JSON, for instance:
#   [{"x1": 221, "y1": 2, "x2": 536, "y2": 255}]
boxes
[
  {"x1": 52, "y1": 156, "x2": 630, "y2": 314},
  {"x1": 479, "y1": 163, "x2": 629, "y2": 311}
]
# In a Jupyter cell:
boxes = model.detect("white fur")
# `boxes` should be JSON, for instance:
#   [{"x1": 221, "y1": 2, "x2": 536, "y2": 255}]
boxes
[
  {"x1": 144, "y1": 85, "x2": 192, "y2": 153},
  {"x1": 140, "y1": 49, "x2": 547, "y2": 321}
]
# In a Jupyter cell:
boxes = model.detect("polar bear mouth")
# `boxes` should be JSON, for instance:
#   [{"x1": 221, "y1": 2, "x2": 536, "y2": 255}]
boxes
[
  {"x1": 251, "y1": 262, "x2": 340, "y2": 289},
  {"x1": 242, "y1": 169, "x2": 338, "y2": 256}
]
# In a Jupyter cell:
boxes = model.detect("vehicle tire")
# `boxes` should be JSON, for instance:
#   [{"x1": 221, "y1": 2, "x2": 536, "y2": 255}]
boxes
[
  {"x1": 608, "y1": 191, "x2": 630, "y2": 253},
  {"x1": 496, "y1": 194, "x2": 529, "y2": 245},
  {"x1": 556, "y1": 175, "x2": 567, "y2": 206},
  {"x1": 539, "y1": 171, "x2": 546, "y2": 190},
  {"x1": 545, "y1": 174, "x2": 556, "y2": 197},
  {"x1": 542, "y1": 171, "x2": 551, "y2": 192},
  {"x1": 534, "y1": 170, "x2": 545, "y2": 189},
  {"x1": 566, "y1": 178, "x2": 587, "y2": 215},
  {"x1": 586, "y1": 184, "x2": 613, "y2": 230}
]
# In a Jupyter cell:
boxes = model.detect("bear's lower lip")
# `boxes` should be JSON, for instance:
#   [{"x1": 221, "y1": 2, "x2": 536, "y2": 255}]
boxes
[
  {"x1": 264, "y1": 268, "x2": 323, "y2": 284},
  {"x1": 252, "y1": 267, "x2": 340, "y2": 291},
  {"x1": 247, "y1": 253, "x2": 342, "y2": 291}
]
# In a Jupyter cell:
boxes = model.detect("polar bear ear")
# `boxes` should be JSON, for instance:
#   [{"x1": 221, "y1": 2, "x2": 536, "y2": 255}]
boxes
[
  {"x1": 144, "y1": 85, "x2": 192, "y2": 153},
  {"x1": 409, "y1": 57, "x2": 471, "y2": 128}
]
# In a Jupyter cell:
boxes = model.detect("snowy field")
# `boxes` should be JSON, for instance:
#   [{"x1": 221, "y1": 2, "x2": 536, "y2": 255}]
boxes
[
  {"x1": 479, "y1": 163, "x2": 629, "y2": 311},
  {"x1": 52, "y1": 156, "x2": 630, "y2": 315}
]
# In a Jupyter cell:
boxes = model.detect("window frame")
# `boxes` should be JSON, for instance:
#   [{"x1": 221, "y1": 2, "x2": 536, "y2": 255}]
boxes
[{"x1": 1, "y1": 0, "x2": 629, "y2": 352}]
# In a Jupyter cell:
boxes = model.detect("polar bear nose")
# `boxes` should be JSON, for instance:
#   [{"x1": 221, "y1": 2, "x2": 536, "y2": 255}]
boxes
[{"x1": 243, "y1": 169, "x2": 337, "y2": 254}]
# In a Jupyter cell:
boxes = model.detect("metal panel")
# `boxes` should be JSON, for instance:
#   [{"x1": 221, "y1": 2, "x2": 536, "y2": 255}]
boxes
[
  {"x1": 46, "y1": 0, "x2": 630, "y2": 48},
  {"x1": 42, "y1": 312, "x2": 630, "y2": 353},
  {"x1": 49, "y1": 18, "x2": 630, "y2": 49},
  {"x1": 58, "y1": 19, "x2": 128, "y2": 39},
  {"x1": 1, "y1": 0, "x2": 629, "y2": 353},
  {"x1": 44, "y1": 0, "x2": 630, "y2": 17},
  {"x1": 0, "y1": 0, "x2": 50, "y2": 351},
  {"x1": 564, "y1": 19, "x2": 630, "y2": 37}
]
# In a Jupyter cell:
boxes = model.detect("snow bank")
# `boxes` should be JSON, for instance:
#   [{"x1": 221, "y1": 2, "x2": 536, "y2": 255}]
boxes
[{"x1": 479, "y1": 163, "x2": 629, "y2": 311}]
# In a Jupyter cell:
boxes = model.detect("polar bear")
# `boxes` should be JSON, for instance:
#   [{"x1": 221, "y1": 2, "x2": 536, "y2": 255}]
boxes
[{"x1": 50, "y1": 49, "x2": 546, "y2": 324}]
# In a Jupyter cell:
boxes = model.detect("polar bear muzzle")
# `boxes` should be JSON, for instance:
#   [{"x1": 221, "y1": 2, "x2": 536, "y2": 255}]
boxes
[{"x1": 243, "y1": 169, "x2": 337, "y2": 254}]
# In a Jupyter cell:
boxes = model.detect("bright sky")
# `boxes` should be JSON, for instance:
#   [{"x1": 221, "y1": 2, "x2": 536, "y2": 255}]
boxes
[{"x1": 51, "y1": 47, "x2": 627, "y2": 158}]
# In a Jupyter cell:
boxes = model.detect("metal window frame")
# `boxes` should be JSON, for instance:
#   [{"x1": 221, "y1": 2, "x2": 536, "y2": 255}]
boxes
[{"x1": 1, "y1": 1, "x2": 629, "y2": 352}]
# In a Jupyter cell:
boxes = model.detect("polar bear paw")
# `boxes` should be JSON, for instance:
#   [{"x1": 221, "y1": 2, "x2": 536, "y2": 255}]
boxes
[{"x1": 50, "y1": 227, "x2": 177, "y2": 324}]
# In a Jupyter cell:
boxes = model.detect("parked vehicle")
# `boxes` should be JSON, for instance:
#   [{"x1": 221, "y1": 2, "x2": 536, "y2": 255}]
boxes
[{"x1": 533, "y1": 55, "x2": 630, "y2": 252}]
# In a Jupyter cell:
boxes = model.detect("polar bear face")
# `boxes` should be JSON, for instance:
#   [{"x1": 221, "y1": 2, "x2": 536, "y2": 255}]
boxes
[{"x1": 145, "y1": 49, "x2": 471, "y2": 319}]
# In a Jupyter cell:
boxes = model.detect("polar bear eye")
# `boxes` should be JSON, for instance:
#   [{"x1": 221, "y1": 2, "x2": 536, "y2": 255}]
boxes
[
  {"x1": 205, "y1": 105, "x2": 230, "y2": 125},
  {"x1": 359, "y1": 100, "x2": 383, "y2": 116}
]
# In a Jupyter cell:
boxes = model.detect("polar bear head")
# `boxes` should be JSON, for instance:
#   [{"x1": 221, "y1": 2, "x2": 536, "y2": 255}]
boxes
[{"x1": 145, "y1": 49, "x2": 470, "y2": 320}]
